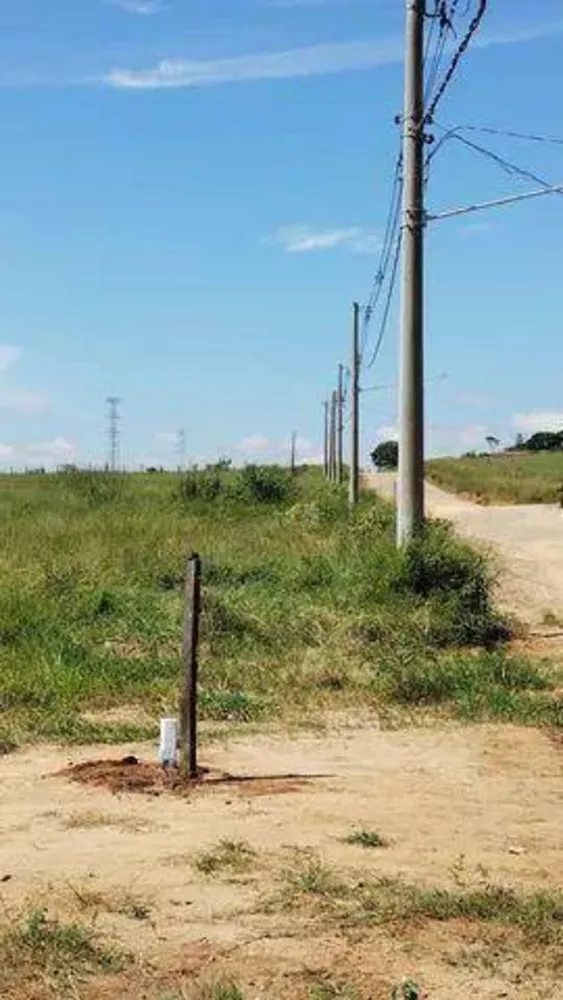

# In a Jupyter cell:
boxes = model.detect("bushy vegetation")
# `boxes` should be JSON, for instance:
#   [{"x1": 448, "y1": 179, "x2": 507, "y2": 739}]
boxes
[
  {"x1": 427, "y1": 452, "x2": 563, "y2": 504},
  {"x1": 0, "y1": 466, "x2": 559, "y2": 748}
]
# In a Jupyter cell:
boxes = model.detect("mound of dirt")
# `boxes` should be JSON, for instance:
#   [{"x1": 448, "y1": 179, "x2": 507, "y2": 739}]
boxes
[{"x1": 57, "y1": 756, "x2": 313, "y2": 798}]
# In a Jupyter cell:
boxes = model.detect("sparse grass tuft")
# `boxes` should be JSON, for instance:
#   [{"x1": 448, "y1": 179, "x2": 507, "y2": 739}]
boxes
[
  {"x1": 310, "y1": 982, "x2": 359, "y2": 1000},
  {"x1": 69, "y1": 883, "x2": 152, "y2": 921},
  {"x1": 64, "y1": 810, "x2": 154, "y2": 833},
  {"x1": 194, "y1": 840, "x2": 257, "y2": 877},
  {"x1": 280, "y1": 853, "x2": 563, "y2": 947},
  {"x1": 343, "y1": 829, "x2": 388, "y2": 849},
  {"x1": 201, "y1": 984, "x2": 246, "y2": 1000},
  {"x1": 0, "y1": 907, "x2": 128, "y2": 996}
]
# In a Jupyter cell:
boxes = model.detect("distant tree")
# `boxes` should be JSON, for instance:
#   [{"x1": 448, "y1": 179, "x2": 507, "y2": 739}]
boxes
[
  {"x1": 515, "y1": 433, "x2": 525, "y2": 450},
  {"x1": 485, "y1": 435, "x2": 500, "y2": 454},
  {"x1": 525, "y1": 431, "x2": 563, "y2": 452},
  {"x1": 371, "y1": 440, "x2": 399, "y2": 470}
]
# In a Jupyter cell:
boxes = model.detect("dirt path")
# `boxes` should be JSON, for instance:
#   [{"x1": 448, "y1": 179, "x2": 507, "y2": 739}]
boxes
[
  {"x1": 368, "y1": 473, "x2": 563, "y2": 624},
  {"x1": 1, "y1": 725, "x2": 562, "y2": 998}
]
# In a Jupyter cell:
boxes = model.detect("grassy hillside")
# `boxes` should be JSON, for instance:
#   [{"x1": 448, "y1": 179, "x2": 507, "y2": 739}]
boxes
[
  {"x1": 427, "y1": 452, "x2": 563, "y2": 504},
  {"x1": 0, "y1": 466, "x2": 560, "y2": 749}
]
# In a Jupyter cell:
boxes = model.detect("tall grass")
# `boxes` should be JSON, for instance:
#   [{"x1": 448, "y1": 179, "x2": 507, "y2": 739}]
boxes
[
  {"x1": 427, "y1": 453, "x2": 563, "y2": 504},
  {"x1": 0, "y1": 467, "x2": 558, "y2": 747}
]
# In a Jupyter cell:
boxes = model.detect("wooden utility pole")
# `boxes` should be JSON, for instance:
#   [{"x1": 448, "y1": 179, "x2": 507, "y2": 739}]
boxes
[
  {"x1": 349, "y1": 303, "x2": 360, "y2": 506},
  {"x1": 336, "y1": 363, "x2": 344, "y2": 484},
  {"x1": 179, "y1": 553, "x2": 202, "y2": 778},
  {"x1": 290, "y1": 431, "x2": 297, "y2": 474},
  {"x1": 323, "y1": 400, "x2": 329, "y2": 478},
  {"x1": 397, "y1": 0, "x2": 425, "y2": 545}
]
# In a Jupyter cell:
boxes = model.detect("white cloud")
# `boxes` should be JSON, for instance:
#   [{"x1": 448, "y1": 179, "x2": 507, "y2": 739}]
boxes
[
  {"x1": 271, "y1": 224, "x2": 378, "y2": 254},
  {"x1": 457, "y1": 423, "x2": 490, "y2": 448},
  {"x1": 0, "y1": 388, "x2": 48, "y2": 415},
  {"x1": 460, "y1": 222, "x2": 494, "y2": 238},
  {"x1": 0, "y1": 443, "x2": 13, "y2": 459},
  {"x1": 237, "y1": 434, "x2": 270, "y2": 454},
  {"x1": 27, "y1": 437, "x2": 75, "y2": 460},
  {"x1": 376, "y1": 424, "x2": 398, "y2": 441},
  {"x1": 512, "y1": 412, "x2": 563, "y2": 434},
  {"x1": 155, "y1": 431, "x2": 179, "y2": 444},
  {"x1": 104, "y1": 38, "x2": 402, "y2": 90},
  {"x1": 0, "y1": 345, "x2": 22, "y2": 372},
  {"x1": 103, "y1": 22, "x2": 563, "y2": 91},
  {"x1": 108, "y1": 0, "x2": 163, "y2": 13}
]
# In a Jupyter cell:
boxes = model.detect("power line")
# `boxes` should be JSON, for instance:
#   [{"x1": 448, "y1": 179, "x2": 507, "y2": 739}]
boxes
[
  {"x1": 451, "y1": 123, "x2": 563, "y2": 147},
  {"x1": 361, "y1": 153, "x2": 403, "y2": 360},
  {"x1": 425, "y1": 0, "x2": 488, "y2": 123},
  {"x1": 427, "y1": 183, "x2": 563, "y2": 222},
  {"x1": 364, "y1": 229, "x2": 402, "y2": 371},
  {"x1": 448, "y1": 131, "x2": 563, "y2": 196},
  {"x1": 424, "y1": 3, "x2": 452, "y2": 108}
]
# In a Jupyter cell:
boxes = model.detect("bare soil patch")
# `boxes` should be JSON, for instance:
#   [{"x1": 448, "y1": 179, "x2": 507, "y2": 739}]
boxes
[
  {"x1": 1, "y1": 724, "x2": 562, "y2": 998},
  {"x1": 59, "y1": 756, "x2": 317, "y2": 798}
]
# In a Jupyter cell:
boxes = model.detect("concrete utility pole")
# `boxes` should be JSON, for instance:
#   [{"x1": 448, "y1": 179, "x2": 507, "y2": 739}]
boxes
[
  {"x1": 323, "y1": 400, "x2": 330, "y2": 478},
  {"x1": 336, "y1": 363, "x2": 344, "y2": 484},
  {"x1": 397, "y1": 0, "x2": 425, "y2": 545},
  {"x1": 349, "y1": 302, "x2": 360, "y2": 507},
  {"x1": 329, "y1": 390, "x2": 337, "y2": 482}
]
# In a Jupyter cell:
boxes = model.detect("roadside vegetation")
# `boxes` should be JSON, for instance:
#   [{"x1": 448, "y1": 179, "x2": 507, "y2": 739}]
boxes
[
  {"x1": 427, "y1": 451, "x2": 563, "y2": 504},
  {"x1": 0, "y1": 465, "x2": 560, "y2": 749}
]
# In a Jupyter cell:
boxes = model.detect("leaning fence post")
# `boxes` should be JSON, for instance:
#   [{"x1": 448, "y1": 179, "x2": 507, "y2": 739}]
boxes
[{"x1": 179, "y1": 553, "x2": 202, "y2": 778}]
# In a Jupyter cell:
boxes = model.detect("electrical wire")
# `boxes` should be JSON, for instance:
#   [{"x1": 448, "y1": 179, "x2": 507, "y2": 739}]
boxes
[
  {"x1": 360, "y1": 152, "x2": 403, "y2": 360},
  {"x1": 444, "y1": 123, "x2": 563, "y2": 146},
  {"x1": 425, "y1": 0, "x2": 488, "y2": 123},
  {"x1": 364, "y1": 229, "x2": 402, "y2": 372},
  {"x1": 424, "y1": 3, "x2": 452, "y2": 109},
  {"x1": 449, "y1": 131, "x2": 563, "y2": 196}
]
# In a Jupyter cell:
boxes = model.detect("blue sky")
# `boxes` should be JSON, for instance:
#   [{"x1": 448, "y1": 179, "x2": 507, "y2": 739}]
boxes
[{"x1": 0, "y1": 0, "x2": 562, "y2": 468}]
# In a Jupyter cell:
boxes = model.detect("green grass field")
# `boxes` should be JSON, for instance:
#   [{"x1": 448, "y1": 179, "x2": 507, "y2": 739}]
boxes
[
  {"x1": 0, "y1": 466, "x2": 560, "y2": 749},
  {"x1": 427, "y1": 452, "x2": 563, "y2": 504}
]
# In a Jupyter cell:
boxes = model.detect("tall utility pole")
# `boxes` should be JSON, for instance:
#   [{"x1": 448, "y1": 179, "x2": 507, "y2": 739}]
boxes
[
  {"x1": 349, "y1": 302, "x2": 360, "y2": 507},
  {"x1": 397, "y1": 0, "x2": 425, "y2": 545},
  {"x1": 290, "y1": 431, "x2": 297, "y2": 474},
  {"x1": 106, "y1": 397, "x2": 121, "y2": 472},
  {"x1": 329, "y1": 390, "x2": 337, "y2": 482},
  {"x1": 177, "y1": 428, "x2": 187, "y2": 471},
  {"x1": 336, "y1": 364, "x2": 344, "y2": 484},
  {"x1": 323, "y1": 400, "x2": 330, "y2": 479}
]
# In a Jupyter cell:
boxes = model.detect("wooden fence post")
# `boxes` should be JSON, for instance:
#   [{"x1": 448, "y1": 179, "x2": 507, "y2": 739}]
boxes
[{"x1": 179, "y1": 553, "x2": 202, "y2": 778}]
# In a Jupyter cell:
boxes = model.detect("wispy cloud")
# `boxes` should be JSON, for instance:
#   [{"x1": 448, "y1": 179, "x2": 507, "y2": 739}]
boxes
[
  {"x1": 103, "y1": 20, "x2": 563, "y2": 91},
  {"x1": 104, "y1": 38, "x2": 402, "y2": 90},
  {"x1": 0, "y1": 345, "x2": 23, "y2": 372},
  {"x1": 237, "y1": 434, "x2": 270, "y2": 454},
  {"x1": 376, "y1": 424, "x2": 398, "y2": 442},
  {"x1": 512, "y1": 411, "x2": 563, "y2": 434},
  {"x1": 0, "y1": 437, "x2": 76, "y2": 468},
  {"x1": 108, "y1": 0, "x2": 164, "y2": 14},
  {"x1": 270, "y1": 224, "x2": 378, "y2": 254},
  {"x1": 0, "y1": 388, "x2": 48, "y2": 415},
  {"x1": 155, "y1": 431, "x2": 179, "y2": 444}
]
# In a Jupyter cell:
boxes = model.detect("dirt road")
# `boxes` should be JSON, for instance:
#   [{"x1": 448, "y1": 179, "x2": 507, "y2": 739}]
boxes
[{"x1": 368, "y1": 473, "x2": 563, "y2": 624}]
